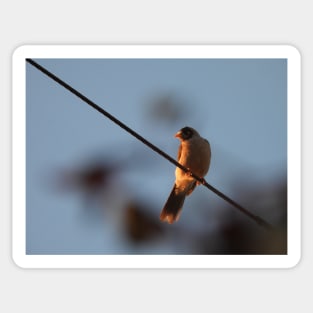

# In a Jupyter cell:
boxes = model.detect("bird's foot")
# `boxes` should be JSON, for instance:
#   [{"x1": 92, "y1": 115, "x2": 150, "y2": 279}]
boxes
[
  {"x1": 196, "y1": 177, "x2": 206, "y2": 186},
  {"x1": 186, "y1": 168, "x2": 193, "y2": 177},
  {"x1": 185, "y1": 169, "x2": 206, "y2": 185}
]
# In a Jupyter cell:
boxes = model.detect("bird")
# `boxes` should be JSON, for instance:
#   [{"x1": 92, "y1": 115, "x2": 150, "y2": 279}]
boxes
[{"x1": 160, "y1": 126, "x2": 211, "y2": 224}]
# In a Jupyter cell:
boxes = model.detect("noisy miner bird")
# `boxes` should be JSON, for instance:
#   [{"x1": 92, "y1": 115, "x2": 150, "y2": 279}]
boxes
[{"x1": 160, "y1": 126, "x2": 211, "y2": 224}]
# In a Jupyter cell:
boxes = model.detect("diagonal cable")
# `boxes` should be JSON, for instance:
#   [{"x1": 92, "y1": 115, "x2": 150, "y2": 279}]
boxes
[{"x1": 26, "y1": 58, "x2": 274, "y2": 231}]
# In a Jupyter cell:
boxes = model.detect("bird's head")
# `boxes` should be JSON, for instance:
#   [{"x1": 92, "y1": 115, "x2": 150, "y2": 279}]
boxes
[{"x1": 175, "y1": 126, "x2": 198, "y2": 141}]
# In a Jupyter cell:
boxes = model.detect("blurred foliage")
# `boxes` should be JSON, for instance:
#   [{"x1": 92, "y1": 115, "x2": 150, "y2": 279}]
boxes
[
  {"x1": 123, "y1": 202, "x2": 165, "y2": 244},
  {"x1": 145, "y1": 93, "x2": 188, "y2": 124},
  {"x1": 51, "y1": 89, "x2": 287, "y2": 254},
  {"x1": 52, "y1": 158, "x2": 123, "y2": 211},
  {"x1": 54, "y1": 154, "x2": 287, "y2": 255}
]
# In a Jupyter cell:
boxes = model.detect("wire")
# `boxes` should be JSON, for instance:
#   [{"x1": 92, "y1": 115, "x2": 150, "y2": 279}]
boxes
[{"x1": 26, "y1": 58, "x2": 274, "y2": 231}]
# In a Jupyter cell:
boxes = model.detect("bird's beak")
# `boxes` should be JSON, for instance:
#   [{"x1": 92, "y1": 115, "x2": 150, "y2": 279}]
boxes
[{"x1": 175, "y1": 131, "x2": 182, "y2": 139}]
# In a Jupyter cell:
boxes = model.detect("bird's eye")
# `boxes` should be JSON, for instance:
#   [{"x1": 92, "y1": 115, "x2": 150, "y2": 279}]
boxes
[{"x1": 181, "y1": 127, "x2": 193, "y2": 139}]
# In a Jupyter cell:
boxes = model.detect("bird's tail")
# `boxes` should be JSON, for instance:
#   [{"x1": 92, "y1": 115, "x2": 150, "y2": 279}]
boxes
[{"x1": 160, "y1": 185, "x2": 186, "y2": 224}]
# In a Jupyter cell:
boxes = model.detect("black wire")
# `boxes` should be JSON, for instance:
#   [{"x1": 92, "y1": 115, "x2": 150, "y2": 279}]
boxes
[{"x1": 26, "y1": 58, "x2": 274, "y2": 231}]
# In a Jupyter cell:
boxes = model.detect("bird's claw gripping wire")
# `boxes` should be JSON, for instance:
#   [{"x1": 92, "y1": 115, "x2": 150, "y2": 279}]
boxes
[
  {"x1": 185, "y1": 168, "x2": 193, "y2": 176},
  {"x1": 196, "y1": 177, "x2": 206, "y2": 186},
  {"x1": 185, "y1": 168, "x2": 206, "y2": 186}
]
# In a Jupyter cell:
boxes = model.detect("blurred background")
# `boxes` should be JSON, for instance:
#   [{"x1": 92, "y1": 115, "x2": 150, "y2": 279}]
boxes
[{"x1": 26, "y1": 58, "x2": 287, "y2": 255}]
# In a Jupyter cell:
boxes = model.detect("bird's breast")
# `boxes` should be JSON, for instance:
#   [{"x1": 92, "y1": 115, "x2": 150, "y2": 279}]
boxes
[{"x1": 176, "y1": 138, "x2": 211, "y2": 179}]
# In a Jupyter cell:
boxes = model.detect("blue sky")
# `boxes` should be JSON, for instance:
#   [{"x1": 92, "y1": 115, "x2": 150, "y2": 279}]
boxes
[{"x1": 26, "y1": 58, "x2": 287, "y2": 254}]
